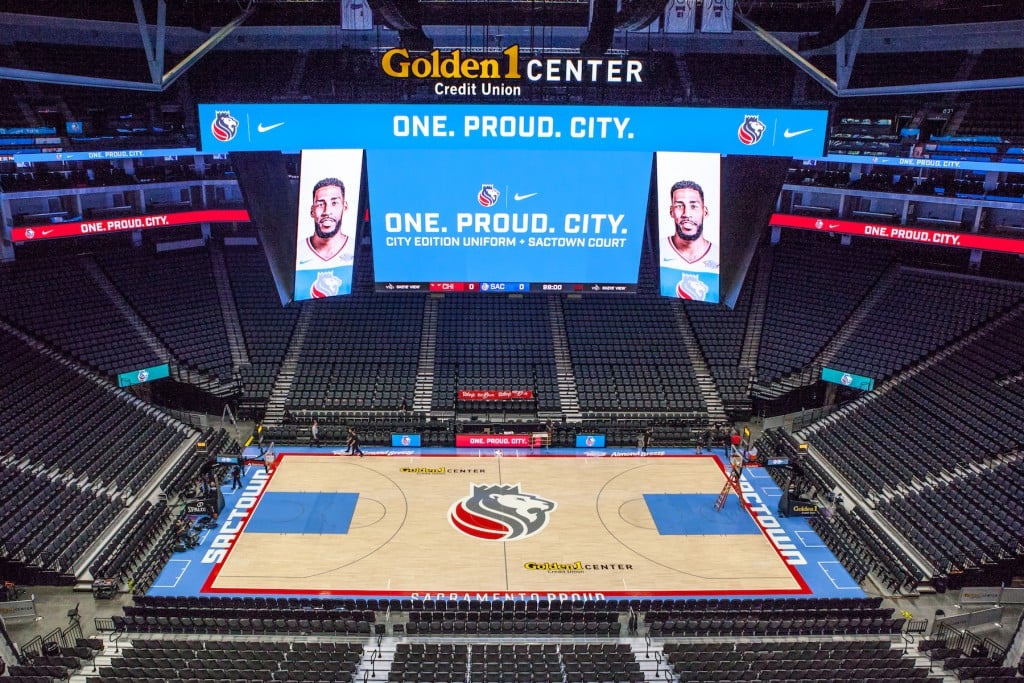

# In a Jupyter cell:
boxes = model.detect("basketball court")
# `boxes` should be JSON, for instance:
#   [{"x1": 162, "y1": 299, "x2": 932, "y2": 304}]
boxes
[{"x1": 149, "y1": 447, "x2": 862, "y2": 601}]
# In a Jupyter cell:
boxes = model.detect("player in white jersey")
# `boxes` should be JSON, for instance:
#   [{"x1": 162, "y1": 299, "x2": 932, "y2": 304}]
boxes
[
  {"x1": 661, "y1": 179, "x2": 719, "y2": 301},
  {"x1": 297, "y1": 177, "x2": 353, "y2": 269}
]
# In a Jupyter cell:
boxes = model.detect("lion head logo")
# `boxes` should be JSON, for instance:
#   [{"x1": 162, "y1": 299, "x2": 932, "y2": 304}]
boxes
[
  {"x1": 449, "y1": 483, "x2": 556, "y2": 541},
  {"x1": 477, "y1": 184, "x2": 501, "y2": 208},
  {"x1": 737, "y1": 114, "x2": 766, "y2": 146},
  {"x1": 310, "y1": 271, "x2": 343, "y2": 299},
  {"x1": 211, "y1": 110, "x2": 239, "y2": 143}
]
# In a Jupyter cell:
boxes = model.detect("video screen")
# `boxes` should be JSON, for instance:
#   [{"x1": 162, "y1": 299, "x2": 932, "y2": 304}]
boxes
[
  {"x1": 202, "y1": 103, "x2": 824, "y2": 303},
  {"x1": 367, "y1": 148, "x2": 650, "y2": 292},
  {"x1": 293, "y1": 149, "x2": 364, "y2": 300},
  {"x1": 655, "y1": 152, "x2": 721, "y2": 303}
]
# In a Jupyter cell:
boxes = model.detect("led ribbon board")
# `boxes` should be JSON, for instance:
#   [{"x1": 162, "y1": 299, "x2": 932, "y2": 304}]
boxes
[{"x1": 198, "y1": 104, "x2": 826, "y2": 156}]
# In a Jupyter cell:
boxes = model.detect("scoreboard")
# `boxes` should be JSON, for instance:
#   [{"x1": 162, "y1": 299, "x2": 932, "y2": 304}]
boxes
[{"x1": 198, "y1": 103, "x2": 827, "y2": 302}]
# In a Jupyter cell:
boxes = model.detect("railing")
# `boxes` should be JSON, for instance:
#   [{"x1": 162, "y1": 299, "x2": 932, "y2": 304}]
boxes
[
  {"x1": 20, "y1": 621, "x2": 83, "y2": 660},
  {"x1": 365, "y1": 644, "x2": 381, "y2": 681},
  {"x1": 906, "y1": 618, "x2": 929, "y2": 634},
  {"x1": 791, "y1": 405, "x2": 838, "y2": 432},
  {"x1": 935, "y1": 621, "x2": 1008, "y2": 660},
  {"x1": 901, "y1": 627, "x2": 916, "y2": 655}
]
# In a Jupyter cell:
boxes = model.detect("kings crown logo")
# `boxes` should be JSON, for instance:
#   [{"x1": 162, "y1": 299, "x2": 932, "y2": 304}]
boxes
[
  {"x1": 737, "y1": 114, "x2": 765, "y2": 146},
  {"x1": 449, "y1": 483, "x2": 556, "y2": 541},
  {"x1": 311, "y1": 271, "x2": 342, "y2": 299},
  {"x1": 478, "y1": 184, "x2": 500, "y2": 208},
  {"x1": 211, "y1": 110, "x2": 239, "y2": 143}
]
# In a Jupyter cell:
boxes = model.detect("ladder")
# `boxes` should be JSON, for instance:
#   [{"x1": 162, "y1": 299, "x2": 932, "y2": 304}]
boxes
[{"x1": 715, "y1": 462, "x2": 743, "y2": 512}]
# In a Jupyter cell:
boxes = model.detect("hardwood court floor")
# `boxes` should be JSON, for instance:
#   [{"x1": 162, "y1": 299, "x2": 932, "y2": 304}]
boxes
[{"x1": 206, "y1": 454, "x2": 804, "y2": 597}]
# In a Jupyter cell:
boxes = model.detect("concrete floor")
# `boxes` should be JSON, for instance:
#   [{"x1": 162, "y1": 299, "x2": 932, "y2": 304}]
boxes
[{"x1": 4, "y1": 584, "x2": 133, "y2": 648}]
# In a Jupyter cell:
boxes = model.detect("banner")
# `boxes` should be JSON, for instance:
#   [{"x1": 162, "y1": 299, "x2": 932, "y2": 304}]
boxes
[
  {"x1": 0, "y1": 598, "x2": 37, "y2": 620},
  {"x1": 701, "y1": 0, "x2": 734, "y2": 33},
  {"x1": 12, "y1": 209, "x2": 250, "y2": 243},
  {"x1": 199, "y1": 103, "x2": 828, "y2": 157},
  {"x1": 664, "y1": 0, "x2": 697, "y2": 33},
  {"x1": 184, "y1": 498, "x2": 219, "y2": 517},
  {"x1": 770, "y1": 213, "x2": 1024, "y2": 256},
  {"x1": 959, "y1": 587, "x2": 1003, "y2": 604},
  {"x1": 341, "y1": 0, "x2": 372, "y2": 29},
  {"x1": 0, "y1": 126, "x2": 56, "y2": 135},
  {"x1": 117, "y1": 363, "x2": 170, "y2": 388},
  {"x1": 576, "y1": 434, "x2": 606, "y2": 448},
  {"x1": 10, "y1": 146, "x2": 199, "y2": 164},
  {"x1": 391, "y1": 434, "x2": 422, "y2": 447},
  {"x1": 456, "y1": 434, "x2": 533, "y2": 447},
  {"x1": 815, "y1": 153, "x2": 1024, "y2": 174},
  {"x1": 821, "y1": 367, "x2": 875, "y2": 391},
  {"x1": 457, "y1": 390, "x2": 534, "y2": 400}
]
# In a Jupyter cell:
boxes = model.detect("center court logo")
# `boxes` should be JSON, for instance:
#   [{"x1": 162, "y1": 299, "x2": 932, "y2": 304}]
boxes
[{"x1": 449, "y1": 483, "x2": 556, "y2": 541}]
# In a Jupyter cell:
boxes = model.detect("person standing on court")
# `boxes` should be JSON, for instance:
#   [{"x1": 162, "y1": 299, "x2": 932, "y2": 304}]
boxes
[
  {"x1": 348, "y1": 427, "x2": 364, "y2": 457},
  {"x1": 310, "y1": 418, "x2": 320, "y2": 447},
  {"x1": 231, "y1": 464, "x2": 242, "y2": 491}
]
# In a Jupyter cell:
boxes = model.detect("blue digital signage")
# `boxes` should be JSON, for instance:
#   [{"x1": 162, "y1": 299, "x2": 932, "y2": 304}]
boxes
[
  {"x1": 367, "y1": 148, "x2": 649, "y2": 290},
  {"x1": 198, "y1": 104, "x2": 827, "y2": 156}
]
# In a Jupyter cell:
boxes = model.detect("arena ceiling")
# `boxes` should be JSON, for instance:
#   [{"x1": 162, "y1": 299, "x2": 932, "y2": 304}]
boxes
[{"x1": 0, "y1": 0, "x2": 1022, "y2": 96}]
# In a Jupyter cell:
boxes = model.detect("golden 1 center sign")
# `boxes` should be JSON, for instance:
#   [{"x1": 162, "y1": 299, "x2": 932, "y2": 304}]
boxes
[{"x1": 380, "y1": 46, "x2": 644, "y2": 97}]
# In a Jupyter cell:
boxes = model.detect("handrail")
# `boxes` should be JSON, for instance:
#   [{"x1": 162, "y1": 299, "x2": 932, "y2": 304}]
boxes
[
  {"x1": 109, "y1": 626, "x2": 125, "y2": 654},
  {"x1": 368, "y1": 648, "x2": 378, "y2": 678},
  {"x1": 901, "y1": 628, "x2": 915, "y2": 655},
  {"x1": 21, "y1": 635, "x2": 43, "y2": 660}
]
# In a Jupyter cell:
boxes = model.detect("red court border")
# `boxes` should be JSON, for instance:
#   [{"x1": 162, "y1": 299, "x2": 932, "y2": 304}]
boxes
[{"x1": 201, "y1": 451, "x2": 812, "y2": 597}]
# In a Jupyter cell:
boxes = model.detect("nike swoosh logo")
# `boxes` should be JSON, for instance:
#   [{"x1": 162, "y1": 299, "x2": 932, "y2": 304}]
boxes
[
  {"x1": 828, "y1": 223, "x2": 840, "y2": 229},
  {"x1": 783, "y1": 127, "x2": 812, "y2": 138},
  {"x1": 41, "y1": 229, "x2": 54, "y2": 235},
  {"x1": 257, "y1": 122, "x2": 285, "y2": 133},
  {"x1": 513, "y1": 192, "x2": 538, "y2": 201}
]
